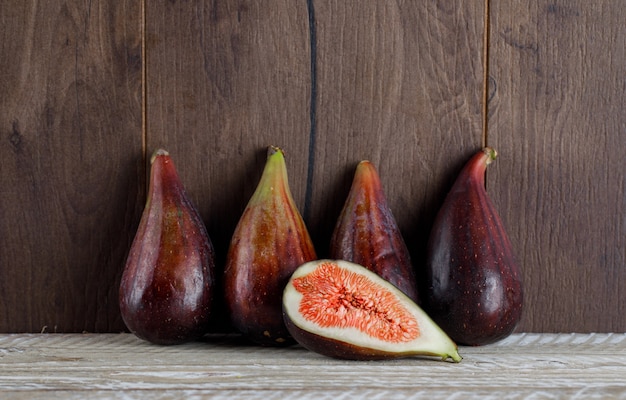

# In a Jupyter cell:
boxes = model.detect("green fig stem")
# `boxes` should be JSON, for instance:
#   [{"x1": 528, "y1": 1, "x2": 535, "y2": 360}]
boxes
[
  {"x1": 448, "y1": 351, "x2": 463, "y2": 363},
  {"x1": 481, "y1": 147, "x2": 498, "y2": 190},
  {"x1": 150, "y1": 148, "x2": 170, "y2": 164},
  {"x1": 267, "y1": 145, "x2": 283, "y2": 158},
  {"x1": 247, "y1": 146, "x2": 290, "y2": 206},
  {"x1": 483, "y1": 147, "x2": 497, "y2": 165}
]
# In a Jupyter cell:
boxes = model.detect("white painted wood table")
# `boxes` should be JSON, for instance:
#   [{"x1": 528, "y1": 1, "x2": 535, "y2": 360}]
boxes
[{"x1": 0, "y1": 333, "x2": 624, "y2": 399}]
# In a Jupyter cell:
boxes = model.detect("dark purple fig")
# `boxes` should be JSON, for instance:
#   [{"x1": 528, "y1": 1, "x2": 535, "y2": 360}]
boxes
[
  {"x1": 224, "y1": 146, "x2": 317, "y2": 346},
  {"x1": 330, "y1": 161, "x2": 419, "y2": 302},
  {"x1": 425, "y1": 147, "x2": 523, "y2": 346},
  {"x1": 283, "y1": 259, "x2": 461, "y2": 362},
  {"x1": 119, "y1": 149, "x2": 215, "y2": 345}
]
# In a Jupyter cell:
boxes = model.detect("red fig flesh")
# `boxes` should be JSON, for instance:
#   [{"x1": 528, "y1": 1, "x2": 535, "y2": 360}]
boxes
[
  {"x1": 224, "y1": 146, "x2": 317, "y2": 346},
  {"x1": 425, "y1": 147, "x2": 523, "y2": 346},
  {"x1": 119, "y1": 149, "x2": 215, "y2": 345},
  {"x1": 330, "y1": 161, "x2": 419, "y2": 302},
  {"x1": 283, "y1": 259, "x2": 461, "y2": 362}
]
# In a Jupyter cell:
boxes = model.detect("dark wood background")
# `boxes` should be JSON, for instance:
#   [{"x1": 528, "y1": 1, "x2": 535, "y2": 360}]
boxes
[{"x1": 1, "y1": 1, "x2": 624, "y2": 333}]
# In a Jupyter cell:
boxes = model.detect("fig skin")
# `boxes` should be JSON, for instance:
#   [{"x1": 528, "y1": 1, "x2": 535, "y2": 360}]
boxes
[
  {"x1": 119, "y1": 149, "x2": 215, "y2": 345},
  {"x1": 284, "y1": 317, "x2": 442, "y2": 361},
  {"x1": 330, "y1": 160, "x2": 419, "y2": 303},
  {"x1": 425, "y1": 147, "x2": 523, "y2": 346},
  {"x1": 224, "y1": 146, "x2": 317, "y2": 346},
  {"x1": 283, "y1": 259, "x2": 462, "y2": 362}
]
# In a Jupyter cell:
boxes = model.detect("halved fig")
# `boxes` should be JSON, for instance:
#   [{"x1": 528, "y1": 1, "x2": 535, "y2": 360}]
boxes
[{"x1": 283, "y1": 259, "x2": 462, "y2": 362}]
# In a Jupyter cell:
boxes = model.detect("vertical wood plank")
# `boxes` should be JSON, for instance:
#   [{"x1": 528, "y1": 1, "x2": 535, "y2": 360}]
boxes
[
  {"x1": 145, "y1": 1, "x2": 311, "y2": 328},
  {"x1": 489, "y1": 1, "x2": 626, "y2": 331},
  {"x1": 307, "y1": 1, "x2": 485, "y2": 291},
  {"x1": 146, "y1": 1, "x2": 311, "y2": 252},
  {"x1": 0, "y1": 1, "x2": 143, "y2": 332}
]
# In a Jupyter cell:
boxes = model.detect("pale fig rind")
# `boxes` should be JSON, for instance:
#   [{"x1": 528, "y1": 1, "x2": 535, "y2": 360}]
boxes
[
  {"x1": 283, "y1": 259, "x2": 461, "y2": 362},
  {"x1": 426, "y1": 147, "x2": 523, "y2": 346},
  {"x1": 224, "y1": 146, "x2": 317, "y2": 346},
  {"x1": 330, "y1": 161, "x2": 419, "y2": 303},
  {"x1": 119, "y1": 149, "x2": 215, "y2": 345}
]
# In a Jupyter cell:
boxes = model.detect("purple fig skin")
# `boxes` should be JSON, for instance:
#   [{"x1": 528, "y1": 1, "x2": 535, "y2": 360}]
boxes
[
  {"x1": 119, "y1": 149, "x2": 215, "y2": 345},
  {"x1": 330, "y1": 161, "x2": 419, "y2": 303},
  {"x1": 284, "y1": 317, "x2": 458, "y2": 361},
  {"x1": 284, "y1": 314, "x2": 414, "y2": 361},
  {"x1": 425, "y1": 147, "x2": 523, "y2": 346},
  {"x1": 223, "y1": 146, "x2": 317, "y2": 346}
]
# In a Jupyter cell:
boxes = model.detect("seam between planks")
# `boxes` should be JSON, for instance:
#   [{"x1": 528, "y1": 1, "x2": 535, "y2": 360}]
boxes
[
  {"x1": 303, "y1": 0, "x2": 318, "y2": 223},
  {"x1": 141, "y1": 0, "x2": 148, "y2": 179},
  {"x1": 482, "y1": 0, "x2": 490, "y2": 149}
]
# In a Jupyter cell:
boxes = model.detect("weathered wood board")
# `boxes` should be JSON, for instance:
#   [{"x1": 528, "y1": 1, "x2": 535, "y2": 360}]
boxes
[{"x1": 0, "y1": 333, "x2": 624, "y2": 398}]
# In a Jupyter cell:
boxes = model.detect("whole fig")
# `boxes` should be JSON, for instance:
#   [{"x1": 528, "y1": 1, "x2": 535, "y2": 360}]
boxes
[
  {"x1": 425, "y1": 147, "x2": 523, "y2": 346},
  {"x1": 119, "y1": 149, "x2": 215, "y2": 345},
  {"x1": 223, "y1": 146, "x2": 317, "y2": 346},
  {"x1": 330, "y1": 160, "x2": 419, "y2": 302}
]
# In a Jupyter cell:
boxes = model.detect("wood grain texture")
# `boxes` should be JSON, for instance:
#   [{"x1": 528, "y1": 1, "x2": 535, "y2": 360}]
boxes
[
  {"x1": 488, "y1": 1, "x2": 626, "y2": 331},
  {"x1": 306, "y1": 1, "x2": 486, "y2": 304},
  {"x1": 0, "y1": 333, "x2": 624, "y2": 398},
  {"x1": 0, "y1": 1, "x2": 142, "y2": 332},
  {"x1": 1, "y1": 0, "x2": 624, "y2": 334},
  {"x1": 145, "y1": 0, "x2": 311, "y2": 264}
]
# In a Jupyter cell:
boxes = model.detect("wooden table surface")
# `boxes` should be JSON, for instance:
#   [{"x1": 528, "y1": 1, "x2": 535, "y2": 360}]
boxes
[{"x1": 0, "y1": 333, "x2": 624, "y2": 399}]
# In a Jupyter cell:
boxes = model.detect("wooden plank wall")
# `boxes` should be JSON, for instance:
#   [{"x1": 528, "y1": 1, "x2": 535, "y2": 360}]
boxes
[
  {"x1": 489, "y1": 1, "x2": 626, "y2": 332},
  {"x1": 0, "y1": 1, "x2": 623, "y2": 333},
  {"x1": 0, "y1": 1, "x2": 143, "y2": 332}
]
